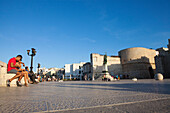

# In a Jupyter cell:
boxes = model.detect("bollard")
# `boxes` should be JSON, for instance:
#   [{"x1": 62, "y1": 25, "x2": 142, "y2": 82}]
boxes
[{"x1": 154, "y1": 73, "x2": 163, "y2": 80}]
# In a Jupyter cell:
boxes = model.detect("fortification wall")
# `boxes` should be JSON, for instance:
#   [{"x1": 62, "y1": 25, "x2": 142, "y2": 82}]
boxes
[
  {"x1": 119, "y1": 47, "x2": 156, "y2": 78},
  {"x1": 119, "y1": 47, "x2": 156, "y2": 65}
]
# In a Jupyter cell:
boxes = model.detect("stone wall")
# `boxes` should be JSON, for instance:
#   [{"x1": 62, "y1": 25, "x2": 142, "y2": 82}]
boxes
[
  {"x1": 0, "y1": 61, "x2": 7, "y2": 86},
  {"x1": 0, "y1": 61, "x2": 7, "y2": 67}
]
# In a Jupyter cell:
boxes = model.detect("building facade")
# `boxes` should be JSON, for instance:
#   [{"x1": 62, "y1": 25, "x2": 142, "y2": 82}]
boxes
[
  {"x1": 38, "y1": 67, "x2": 59, "y2": 77},
  {"x1": 90, "y1": 53, "x2": 122, "y2": 80},
  {"x1": 56, "y1": 68, "x2": 65, "y2": 80},
  {"x1": 155, "y1": 39, "x2": 170, "y2": 78},
  {"x1": 82, "y1": 62, "x2": 92, "y2": 80},
  {"x1": 39, "y1": 67, "x2": 49, "y2": 75},
  {"x1": 65, "y1": 64, "x2": 72, "y2": 79},
  {"x1": 65, "y1": 62, "x2": 86, "y2": 80}
]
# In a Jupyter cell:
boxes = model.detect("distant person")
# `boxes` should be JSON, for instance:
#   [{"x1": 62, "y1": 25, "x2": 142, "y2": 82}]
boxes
[
  {"x1": 34, "y1": 74, "x2": 40, "y2": 83},
  {"x1": 25, "y1": 66, "x2": 38, "y2": 84},
  {"x1": 6, "y1": 55, "x2": 27, "y2": 87},
  {"x1": 24, "y1": 66, "x2": 33, "y2": 85}
]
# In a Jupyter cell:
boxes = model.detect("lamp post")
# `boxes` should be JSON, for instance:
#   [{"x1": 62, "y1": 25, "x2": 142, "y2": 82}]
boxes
[{"x1": 27, "y1": 48, "x2": 36, "y2": 74}]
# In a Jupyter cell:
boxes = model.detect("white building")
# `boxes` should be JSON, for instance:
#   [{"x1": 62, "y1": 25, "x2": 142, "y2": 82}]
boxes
[
  {"x1": 65, "y1": 64, "x2": 72, "y2": 79},
  {"x1": 46, "y1": 68, "x2": 56, "y2": 76},
  {"x1": 56, "y1": 68, "x2": 65, "y2": 80},
  {"x1": 38, "y1": 67, "x2": 59, "y2": 76},
  {"x1": 65, "y1": 62, "x2": 86, "y2": 80},
  {"x1": 38, "y1": 67, "x2": 49, "y2": 75}
]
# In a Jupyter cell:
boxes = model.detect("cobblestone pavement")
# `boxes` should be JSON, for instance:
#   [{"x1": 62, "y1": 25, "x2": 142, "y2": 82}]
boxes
[{"x1": 0, "y1": 79, "x2": 170, "y2": 113}]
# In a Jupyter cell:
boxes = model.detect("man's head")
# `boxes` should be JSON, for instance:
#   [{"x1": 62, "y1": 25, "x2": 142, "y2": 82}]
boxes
[
  {"x1": 16, "y1": 55, "x2": 23, "y2": 61},
  {"x1": 25, "y1": 66, "x2": 28, "y2": 70}
]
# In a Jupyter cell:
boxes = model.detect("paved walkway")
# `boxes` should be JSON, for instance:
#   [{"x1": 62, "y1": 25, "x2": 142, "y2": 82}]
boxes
[{"x1": 0, "y1": 79, "x2": 170, "y2": 113}]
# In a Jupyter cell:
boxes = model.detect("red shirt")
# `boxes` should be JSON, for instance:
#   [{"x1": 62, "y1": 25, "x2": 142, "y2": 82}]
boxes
[{"x1": 7, "y1": 57, "x2": 16, "y2": 72}]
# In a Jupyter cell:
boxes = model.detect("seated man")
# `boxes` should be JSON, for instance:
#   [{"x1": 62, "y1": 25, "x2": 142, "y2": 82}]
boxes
[{"x1": 6, "y1": 55, "x2": 26, "y2": 87}]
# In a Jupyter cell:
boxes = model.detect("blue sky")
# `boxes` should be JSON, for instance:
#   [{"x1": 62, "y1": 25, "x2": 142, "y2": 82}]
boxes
[{"x1": 0, "y1": 0, "x2": 170, "y2": 71}]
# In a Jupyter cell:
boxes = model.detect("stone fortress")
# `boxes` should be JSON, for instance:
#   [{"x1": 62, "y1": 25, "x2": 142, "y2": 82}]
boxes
[
  {"x1": 118, "y1": 47, "x2": 156, "y2": 79},
  {"x1": 89, "y1": 39, "x2": 170, "y2": 80},
  {"x1": 90, "y1": 47, "x2": 156, "y2": 80}
]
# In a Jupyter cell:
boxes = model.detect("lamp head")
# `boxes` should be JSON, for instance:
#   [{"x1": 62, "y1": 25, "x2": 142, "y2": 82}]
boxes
[
  {"x1": 32, "y1": 48, "x2": 35, "y2": 52},
  {"x1": 34, "y1": 51, "x2": 37, "y2": 55},
  {"x1": 31, "y1": 48, "x2": 36, "y2": 55},
  {"x1": 27, "y1": 50, "x2": 30, "y2": 55}
]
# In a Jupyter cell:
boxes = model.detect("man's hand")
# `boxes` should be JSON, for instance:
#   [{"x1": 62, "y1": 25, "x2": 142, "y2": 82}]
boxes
[
  {"x1": 20, "y1": 61, "x2": 25, "y2": 67},
  {"x1": 11, "y1": 62, "x2": 20, "y2": 68}
]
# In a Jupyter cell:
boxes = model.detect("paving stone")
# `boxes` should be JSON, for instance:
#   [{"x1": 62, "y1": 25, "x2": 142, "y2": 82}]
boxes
[{"x1": 0, "y1": 79, "x2": 170, "y2": 113}]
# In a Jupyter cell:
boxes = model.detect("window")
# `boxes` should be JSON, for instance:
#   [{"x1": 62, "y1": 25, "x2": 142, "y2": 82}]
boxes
[{"x1": 94, "y1": 57, "x2": 97, "y2": 62}]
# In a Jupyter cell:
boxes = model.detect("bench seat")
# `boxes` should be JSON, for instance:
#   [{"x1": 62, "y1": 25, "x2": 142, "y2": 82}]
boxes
[
  {"x1": 0, "y1": 73, "x2": 25, "y2": 87},
  {"x1": 0, "y1": 63, "x2": 25, "y2": 87}
]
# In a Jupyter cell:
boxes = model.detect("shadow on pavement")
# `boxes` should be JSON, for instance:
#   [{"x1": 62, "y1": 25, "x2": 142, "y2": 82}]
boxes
[{"x1": 51, "y1": 82, "x2": 170, "y2": 95}]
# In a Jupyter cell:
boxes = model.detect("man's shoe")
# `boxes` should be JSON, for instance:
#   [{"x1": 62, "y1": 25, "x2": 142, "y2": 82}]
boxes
[
  {"x1": 6, "y1": 80, "x2": 10, "y2": 87},
  {"x1": 16, "y1": 81, "x2": 22, "y2": 87}
]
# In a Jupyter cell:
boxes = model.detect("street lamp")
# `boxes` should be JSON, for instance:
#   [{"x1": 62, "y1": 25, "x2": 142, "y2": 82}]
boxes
[{"x1": 27, "y1": 48, "x2": 36, "y2": 74}]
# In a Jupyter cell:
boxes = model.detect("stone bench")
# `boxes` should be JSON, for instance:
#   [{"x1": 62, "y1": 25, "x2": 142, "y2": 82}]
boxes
[{"x1": 0, "y1": 61, "x2": 25, "y2": 87}]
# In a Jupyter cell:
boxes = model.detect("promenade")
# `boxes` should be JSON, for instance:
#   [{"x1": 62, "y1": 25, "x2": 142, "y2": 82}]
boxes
[{"x1": 0, "y1": 79, "x2": 170, "y2": 113}]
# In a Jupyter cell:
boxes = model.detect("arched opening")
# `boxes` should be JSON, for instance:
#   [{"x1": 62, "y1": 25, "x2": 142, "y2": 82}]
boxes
[{"x1": 149, "y1": 67, "x2": 154, "y2": 79}]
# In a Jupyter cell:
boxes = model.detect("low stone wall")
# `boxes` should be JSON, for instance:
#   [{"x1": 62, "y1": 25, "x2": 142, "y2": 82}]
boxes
[
  {"x1": 122, "y1": 62, "x2": 153, "y2": 79},
  {"x1": 0, "y1": 61, "x2": 25, "y2": 87},
  {"x1": 0, "y1": 61, "x2": 7, "y2": 67}
]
